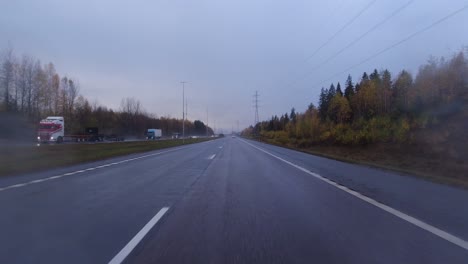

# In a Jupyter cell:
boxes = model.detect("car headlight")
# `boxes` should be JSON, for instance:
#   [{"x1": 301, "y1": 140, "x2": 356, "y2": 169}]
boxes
[
  {"x1": 50, "y1": 136, "x2": 54, "y2": 140},
  {"x1": 37, "y1": 136, "x2": 40, "y2": 140}
]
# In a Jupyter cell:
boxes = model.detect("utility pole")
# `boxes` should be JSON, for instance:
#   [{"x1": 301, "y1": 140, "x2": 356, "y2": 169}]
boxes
[
  {"x1": 206, "y1": 108, "x2": 209, "y2": 137},
  {"x1": 181, "y1": 81, "x2": 186, "y2": 142},
  {"x1": 237, "y1": 120, "x2": 239, "y2": 134},
  {"x1": 253, "y1": 91, "x2": 260, "y2": 126},
  {"x1": 186, "y1": 100, "x2": 188, "y2": 137}
]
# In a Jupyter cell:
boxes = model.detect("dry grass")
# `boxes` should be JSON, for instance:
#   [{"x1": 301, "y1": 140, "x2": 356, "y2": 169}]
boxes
[
  {"x1": 0, "y1": 138, "x2": 213, "y2": 176},
  {"x1": 261, "y1": 139, "x2": 468, "y2": 188}
]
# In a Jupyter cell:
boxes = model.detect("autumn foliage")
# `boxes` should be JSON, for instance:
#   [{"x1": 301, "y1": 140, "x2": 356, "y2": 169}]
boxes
[
  {"x1": 0, "y1": 48, "x2": 212, "y2": 138},
  {"x1": 244, "y1": 50, "x2": 468, "y2": 148}
]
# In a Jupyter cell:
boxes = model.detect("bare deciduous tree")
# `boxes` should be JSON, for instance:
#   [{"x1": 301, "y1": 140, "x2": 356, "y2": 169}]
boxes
[{"x1": 0, "y1": 47, "x2": 16, "y2": 111}]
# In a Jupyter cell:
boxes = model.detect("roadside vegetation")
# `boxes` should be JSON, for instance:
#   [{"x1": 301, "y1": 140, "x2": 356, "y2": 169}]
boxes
[
  {"x1": 0, "y1": 47, "x2": 217, "y2": 176},
  {"x1": 243, "y1": 49, "x2": 468, "y2": 186},
  {"x1": 0, "y1": 138, "x2": 213, "y2": 177},
  {"x1": 0, "y1": 47, "x2": 213, "y2": 141}
]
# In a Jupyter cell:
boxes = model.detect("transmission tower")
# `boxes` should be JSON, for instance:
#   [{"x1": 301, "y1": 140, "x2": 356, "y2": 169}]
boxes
[{"x1": 253, "y1": 91, "x2": 260, "y2": 125}]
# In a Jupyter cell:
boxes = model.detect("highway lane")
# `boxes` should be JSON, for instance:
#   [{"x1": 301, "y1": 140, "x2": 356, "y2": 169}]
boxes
[
  {"x1": 242, "y1": 139, "x2": 468, "y2": 243},
  {"x1": 1, "y1": 137, "x2": 468, "y2": 263},
  {"x1": 0, "y1": 139, "x2": 223, "y2": 263},
  {"x1": 125, "y1": 138, "x2": 468, "y2": 264}
]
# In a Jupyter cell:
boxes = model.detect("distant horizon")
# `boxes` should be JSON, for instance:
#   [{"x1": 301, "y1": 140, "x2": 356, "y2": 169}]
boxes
[
  {"x1": 1, "y1": 0, "x2": 467, "y2": 130},
  {"x1": 4, "y1": 44, "x2": 466, "y2": 134}
]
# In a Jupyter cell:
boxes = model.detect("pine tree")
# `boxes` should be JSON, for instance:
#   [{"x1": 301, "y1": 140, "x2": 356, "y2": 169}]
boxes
[
  {"x1": 336, "y1": 82, "x2": 343, "y2": 96},
  {"x1": 369, "y1": 69, "x2": 381, "y2": 82},
  {"x1": 319, "y1": 87, "x2": 329, "y2": 121},
  {"x1": 289, "y1": 108, "x2": 297, "y2": 123},
  {"x1": 329, "y1": 83, "x2": 336, "y2": 96},
  {"x1": 355, "y1": 83, "x2": 361, "y2": 93},
  {"x1": 344, "y1": 74, "x2": 355, "y2": 99},
  {"x1": 327, "y1": 83, "x2": 336, "y2": 104},
  {"x1": 361, "y1": 72, "x2": 369, "y2": 83},
  {"x1": 308, "y1": 102, "x2": 316, "y2": 111},
  {"x1": 381, "y1": 69, "x2": 392, "y2": 113}
]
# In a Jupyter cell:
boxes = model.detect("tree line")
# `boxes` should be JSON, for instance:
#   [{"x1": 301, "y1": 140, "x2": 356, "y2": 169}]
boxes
[
  {"x1": 244, "y1": 49, "x2": 468, "y2": 146},
  {"x1": 0, "y1": 47, "x2": 213, "y2": 138}
]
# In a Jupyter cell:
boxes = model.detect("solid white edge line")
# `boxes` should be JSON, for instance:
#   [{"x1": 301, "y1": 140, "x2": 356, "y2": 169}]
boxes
[
  {"x1": 239, "y1": 139, "x2": 468, "y2": 251},
  {"x1": 0, "y1": 138, "x2": 220, "y2": 192},
  {"x1": 30, "y1": 179, "x2": 46, "y2": 183},
  {"x1": 108, "y1": 207, "x2": 170, "y2": 264},
  {"x1": 0, "y1": 146, "x2": 189, "y2": 192},
  {"x1": 10, "y1": 183, "x2": 26, "y2": 188}
]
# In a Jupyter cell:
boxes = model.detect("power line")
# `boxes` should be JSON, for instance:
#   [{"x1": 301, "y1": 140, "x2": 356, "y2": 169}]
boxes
[
  {"x1": 313, "y1": 3, "x2": 468, "y2": 87},
  {"x1": 321, "y1": 0, "x2": 414, "y2": 66},
  {"x1": 319, "y1": 0, "x2": 347, "y2": 27},
  {"x1": 302, "y1": 0, "x2": 377, "y2": 63},
  {"x1": 287, "y1": 0, "x2": 414, "y2": 88}
]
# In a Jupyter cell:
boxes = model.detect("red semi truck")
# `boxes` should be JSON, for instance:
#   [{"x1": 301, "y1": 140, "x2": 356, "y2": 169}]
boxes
[
  {"x1": 37, "y1": 116, "x2": 66, "y2": 143},
  {"x1": 37, "y1": 116, "x2": 124, "y2": 143}
]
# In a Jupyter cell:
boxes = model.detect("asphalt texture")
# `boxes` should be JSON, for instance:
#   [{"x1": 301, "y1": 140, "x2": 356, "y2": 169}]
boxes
[{"x1": 0, "y1": 137, "x2": 467, "y2": 264}]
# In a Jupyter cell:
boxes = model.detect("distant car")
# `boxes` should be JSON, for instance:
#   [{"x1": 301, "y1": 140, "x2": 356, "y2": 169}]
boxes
[{"x1": 232, "y1": 136, "x2": 236, "y2": 138}]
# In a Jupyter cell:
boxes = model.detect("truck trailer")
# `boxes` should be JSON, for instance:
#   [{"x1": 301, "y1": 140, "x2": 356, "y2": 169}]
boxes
[
  {"x1": 37, "y1": 117, "x2": 124, "y2": 143},
  {"x1": 146, "y1": 129, "x2": 162, "y2": 140}
]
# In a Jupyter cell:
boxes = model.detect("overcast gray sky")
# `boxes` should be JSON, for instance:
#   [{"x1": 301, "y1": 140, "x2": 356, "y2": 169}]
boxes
[{"x1": 1, "y1": 0, "x2": 467, "y2": 132}]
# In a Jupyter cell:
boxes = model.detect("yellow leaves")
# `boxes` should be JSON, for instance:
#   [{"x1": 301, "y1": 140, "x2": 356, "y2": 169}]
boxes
[
  {"x1": 393, "y1": 118, "x2": 410, "y2": 143},
  {"x1": 329, "y1": 94, "x2": 352, "y2": 123},
  {"x1": 320, "y1": 130, "x2": 331, "y2": 142}
]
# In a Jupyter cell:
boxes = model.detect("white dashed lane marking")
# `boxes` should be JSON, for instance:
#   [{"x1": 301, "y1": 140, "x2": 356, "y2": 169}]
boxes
[{"x1": 0, "y1": 147, "x2": 185, "y2": 192}]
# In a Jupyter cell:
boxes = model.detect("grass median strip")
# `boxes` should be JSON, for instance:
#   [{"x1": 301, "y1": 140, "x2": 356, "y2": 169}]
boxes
[{"x1": 0, "y1": 138, "x2": 213, "y2": 177}]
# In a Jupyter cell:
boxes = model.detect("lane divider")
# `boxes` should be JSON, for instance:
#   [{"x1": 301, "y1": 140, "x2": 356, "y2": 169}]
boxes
[
  {"x1": 108, "y1": 207, "x2": 170, "y2": 264},
  {"x1": 0, "y1": 147, "x2": 186, "y2": 193},
  {"x1": 239, "y1": 139, "x2": 468, "y2": 251},
  {"x1": 208, "y1": 154, "x2": 216, "y2": 160}
]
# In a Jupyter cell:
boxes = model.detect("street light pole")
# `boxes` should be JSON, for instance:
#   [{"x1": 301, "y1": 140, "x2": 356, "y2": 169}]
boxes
[{"x1": 181, "y1": 81, "x2": 186, "y2": 143}]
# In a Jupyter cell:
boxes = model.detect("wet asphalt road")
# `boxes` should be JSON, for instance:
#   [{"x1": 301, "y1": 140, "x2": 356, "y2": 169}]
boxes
[{"x1": 0, "y1": 137, "x2": 467, "y2": 263}]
